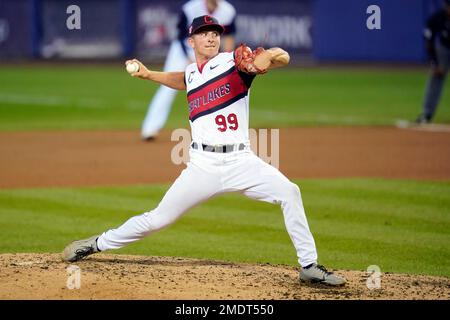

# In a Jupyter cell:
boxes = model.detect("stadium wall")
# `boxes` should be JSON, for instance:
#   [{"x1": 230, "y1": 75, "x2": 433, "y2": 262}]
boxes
[{"x1": 0, "y1": 0, "x2": 444, "y2": 62}]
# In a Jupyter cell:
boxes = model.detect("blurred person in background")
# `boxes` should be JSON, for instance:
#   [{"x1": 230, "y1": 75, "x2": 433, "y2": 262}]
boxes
[
  {"x1": 416, "y1": 0, "x2": 450, "y2": 124},
  {"x1": 141, "y1": 0, "x2": 237, "y2": 140}
]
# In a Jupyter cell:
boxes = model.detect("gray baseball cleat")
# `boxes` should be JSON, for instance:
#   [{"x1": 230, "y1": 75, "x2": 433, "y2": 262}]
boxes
[
  {"x1": 62, "y1": 235, "x2": 101, "y2": 262},
  {"x1": 299, "y1": 263, "x2": 346, "y2": 286},
  {"x1": 415, "y1": 114, "x2": 431, "y2": 125}
]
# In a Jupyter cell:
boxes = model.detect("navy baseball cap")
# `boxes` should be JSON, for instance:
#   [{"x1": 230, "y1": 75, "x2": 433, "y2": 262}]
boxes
[{"x1": 188, "y1": 15, "x2": 224, "y2": 36}]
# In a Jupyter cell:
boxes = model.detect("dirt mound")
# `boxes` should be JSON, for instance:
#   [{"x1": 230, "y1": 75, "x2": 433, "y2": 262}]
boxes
[{"x1": 0, "y1": 253, "x2": 448, "y2": 300}]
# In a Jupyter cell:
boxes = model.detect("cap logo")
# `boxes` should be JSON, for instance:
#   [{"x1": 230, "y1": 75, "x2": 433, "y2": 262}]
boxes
[{"x1": 204, "y1": 15, "x2": 213, "y2": 24}]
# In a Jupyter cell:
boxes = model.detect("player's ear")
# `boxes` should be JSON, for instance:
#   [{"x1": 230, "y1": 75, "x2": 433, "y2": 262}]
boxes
[{"x1": 188, "y1": 36, "x2": 195, "y2": 49}]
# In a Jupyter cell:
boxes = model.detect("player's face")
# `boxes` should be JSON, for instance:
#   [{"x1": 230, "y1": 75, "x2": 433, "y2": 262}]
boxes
[{"x1": 189, "y1": 30, "x2": 221, "y2": 58}]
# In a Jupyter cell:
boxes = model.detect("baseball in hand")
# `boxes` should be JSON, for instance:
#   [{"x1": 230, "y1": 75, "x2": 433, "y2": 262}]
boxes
[{"x1": 126, "y1": 62, "x2": 140, "y2": 74}]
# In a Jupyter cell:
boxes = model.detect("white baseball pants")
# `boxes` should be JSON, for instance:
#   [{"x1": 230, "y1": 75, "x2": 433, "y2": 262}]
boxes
[{"x1": 97, "y1": 148, "x2": 318, "y2": 267}]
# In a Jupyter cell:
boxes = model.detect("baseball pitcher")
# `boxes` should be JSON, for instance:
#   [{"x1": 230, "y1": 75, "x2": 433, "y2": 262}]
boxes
[
  {"x1": 62, "y1": 15, "x2": 346, "y2": 286},
  {"x1": 141, "y1": 0, "x2": 236, "y2": 140}
]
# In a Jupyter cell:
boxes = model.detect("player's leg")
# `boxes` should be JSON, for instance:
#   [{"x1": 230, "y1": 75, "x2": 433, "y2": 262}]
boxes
[
  {"x1": 224, "y1": 152, "x2": 346, "y2": 285},
  {"x1": 62, "y1": 160, "x2": 221, "y2": 261},
  {"x1": 420, "y1": 70, "x2": 446, "y2": 122},
  {"x1": 96, "y1": 162, "x2": 221, "y2": 250},
  {"x1": 141, "y1": 41, "x2": 189, "y2": 139},
  {"x1": 224, "y1": 153, "x2": 317, "y2": 268},
  {"x1": 418, "y1": 41, "x2": 449, "y2": 123}
]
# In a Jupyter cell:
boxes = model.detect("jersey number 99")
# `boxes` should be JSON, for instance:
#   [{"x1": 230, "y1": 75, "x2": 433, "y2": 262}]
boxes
[{"x1": 215, "y1": 113, "x2": 239, "y2": 132}]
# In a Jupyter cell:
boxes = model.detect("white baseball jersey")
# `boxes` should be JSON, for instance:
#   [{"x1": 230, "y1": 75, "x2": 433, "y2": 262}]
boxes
[{"x1": 185, "y1": 52, "x2": 255, "y2": 145}]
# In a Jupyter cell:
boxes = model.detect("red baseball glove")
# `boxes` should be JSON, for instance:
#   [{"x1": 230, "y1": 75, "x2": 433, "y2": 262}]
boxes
[{"x1": 234, "y1": 44, "x2": 270, "y2": 74}]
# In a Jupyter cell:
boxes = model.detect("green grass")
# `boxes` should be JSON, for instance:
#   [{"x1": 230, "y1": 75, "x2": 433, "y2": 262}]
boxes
[
  {"x1": 0, "y1": 179, "x2": 449, "y2": 278},
  {"x1": 0, "y1": 65, "x2": 449, "y2": 131}
]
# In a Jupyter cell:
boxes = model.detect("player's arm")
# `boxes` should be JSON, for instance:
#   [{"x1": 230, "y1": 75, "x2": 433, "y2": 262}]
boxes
[
  {"x1": 235, "y1": 45, "x2": 290, "y2": 74},
  {"x1": 144, "y1": 70, "x2": 186, "y2": 91},
  {"x1": 265, "y1": 47, "x2": 291, "y2": 69},
  {"x1": 252, "y1": 47, "x2": 290, "y2": 72},
  {"x1": 125, "y1": 59, "x2": 186, "y2": 90}
]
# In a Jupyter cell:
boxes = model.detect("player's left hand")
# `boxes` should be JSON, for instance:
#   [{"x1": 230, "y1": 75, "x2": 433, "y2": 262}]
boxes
[{"x1": 234, "y1": 44, "x2": 269, "y2": 75}]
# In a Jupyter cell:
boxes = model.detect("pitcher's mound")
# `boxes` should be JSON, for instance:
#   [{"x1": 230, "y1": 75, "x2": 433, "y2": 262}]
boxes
[{"x1": 0, "y1": 253, "x2": 448, "y2": 300}]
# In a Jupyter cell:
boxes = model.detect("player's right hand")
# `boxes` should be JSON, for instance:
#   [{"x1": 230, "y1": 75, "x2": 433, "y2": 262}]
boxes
[{"x1": 125, "y1": 59, "x2": 151, "y2": 80}]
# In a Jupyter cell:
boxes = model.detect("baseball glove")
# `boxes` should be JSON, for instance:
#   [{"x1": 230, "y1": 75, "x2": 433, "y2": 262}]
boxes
[{"x1": 234, "y1": 43, "x2": 270, "y2": 74}]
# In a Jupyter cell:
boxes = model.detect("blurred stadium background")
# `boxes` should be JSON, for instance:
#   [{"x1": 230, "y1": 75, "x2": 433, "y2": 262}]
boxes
[
  {"x1": 0, "y1": 0, "x2": 443, "y2": 62},
  {"x1": 1, "y1": 0, "x2": 449, "y2": 129},
  {"x1": 0, "y1": 0, "x2": 449, "y2": 283}
]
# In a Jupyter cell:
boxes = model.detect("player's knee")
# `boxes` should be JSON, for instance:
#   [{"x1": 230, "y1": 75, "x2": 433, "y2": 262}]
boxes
[
  {"x1": 284, "y1": 182, "x2": 301, "y2": 200},
  {"x1": 145, "y1": 209, "x2": 180, "y2": 231}
]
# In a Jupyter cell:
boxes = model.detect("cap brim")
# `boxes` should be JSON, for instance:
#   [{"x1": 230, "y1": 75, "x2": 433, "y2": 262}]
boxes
[{"x1": 190, "y1": 24, "x2": 224, "y2": 36}]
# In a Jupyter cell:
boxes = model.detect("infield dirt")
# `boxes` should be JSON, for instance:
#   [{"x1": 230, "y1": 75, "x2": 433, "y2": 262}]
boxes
[
  {"x1": 1, "y1": 253, "x2": 449, "y2": 300},
  {"x1": 1, "y1": 127, "x2": 450, "y2": 189}
]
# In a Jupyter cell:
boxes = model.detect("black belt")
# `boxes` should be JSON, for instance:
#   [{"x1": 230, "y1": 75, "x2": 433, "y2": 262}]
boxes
[{"x1": 191, "y1": 142, "x2": 246, "y2": 153}]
